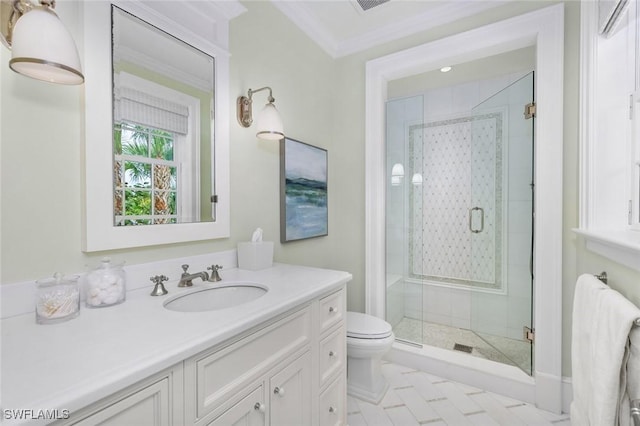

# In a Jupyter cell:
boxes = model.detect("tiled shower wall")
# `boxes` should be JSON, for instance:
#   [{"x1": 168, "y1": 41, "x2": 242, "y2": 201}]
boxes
[
  {"x1": 409, "y1": 112, "x2": 503, "y2": 289},
  {"x1": 386, "y1": 72, "x2": 533, "y2": 341}
]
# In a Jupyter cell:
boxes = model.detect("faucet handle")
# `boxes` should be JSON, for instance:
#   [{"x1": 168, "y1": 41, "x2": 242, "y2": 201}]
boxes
[
  {"x1": 207, "y1": 264, "x2": 223, "y2": 282},
  {"x1": 149, "y1": 275, "x2": 169, "y2": 296},
  {"x1": 181, "y1": 264, "x2": 189, "y2": 275}
]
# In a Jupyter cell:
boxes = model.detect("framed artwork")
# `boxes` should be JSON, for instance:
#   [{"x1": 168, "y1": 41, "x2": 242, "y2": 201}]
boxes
[{"x1": 280, "y1": 137, "x2": 328, "y2": 242}]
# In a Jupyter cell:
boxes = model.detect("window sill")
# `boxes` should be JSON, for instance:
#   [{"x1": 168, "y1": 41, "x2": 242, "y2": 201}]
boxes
[{"x1": 573, "y1": 228, "x2": 640, "y2": 272}]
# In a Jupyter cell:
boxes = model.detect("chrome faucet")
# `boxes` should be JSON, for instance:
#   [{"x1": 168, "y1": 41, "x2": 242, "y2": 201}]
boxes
[{"x1": 178, "y1": 264, "x2": 210, "y2": 287}]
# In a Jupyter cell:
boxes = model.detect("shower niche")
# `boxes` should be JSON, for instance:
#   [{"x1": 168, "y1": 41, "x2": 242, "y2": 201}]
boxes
[{"x1": 385, "y1": 69, "x2": 535, "y2": 374}]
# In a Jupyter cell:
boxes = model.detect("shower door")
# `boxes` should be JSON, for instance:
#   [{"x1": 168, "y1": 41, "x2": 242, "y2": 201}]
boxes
[
  {"x1": 470, "y1": 72, "x2": 535, "y2": 375},
  {"x1": 385, "y1": 95, "x2": 424, "y2": 345}
]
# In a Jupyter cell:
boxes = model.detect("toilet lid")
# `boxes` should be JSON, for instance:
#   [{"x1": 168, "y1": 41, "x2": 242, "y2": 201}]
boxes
[{"x1": 347, "y1": 312, "x2": 393, "y2": 339}]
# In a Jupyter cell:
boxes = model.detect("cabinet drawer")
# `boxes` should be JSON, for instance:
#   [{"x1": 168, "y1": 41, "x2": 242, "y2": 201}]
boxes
[
  {"x1": 319, "y1": 288, "x2": 345, "y2": 333},
  {"x1": 72, "y1": 378, "x2": 170, "y2": 426},
  {"x1": 192, "y1": 307, "x2": 311, "y2": 420},
  {"x1": 319, "y1": 373, "x2": 346, "y2": 426},
  {"x1": 207, "y1": 384, "x2": 264, "y2": 426},
  {"x1": 319, "y1": 324, "x2": 345, "y2": 388}
]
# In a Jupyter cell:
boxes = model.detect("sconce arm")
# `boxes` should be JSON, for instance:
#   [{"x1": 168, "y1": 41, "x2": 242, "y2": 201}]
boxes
[{"x1": 247, "y1": 86, "x2": 275, "y2": 103}]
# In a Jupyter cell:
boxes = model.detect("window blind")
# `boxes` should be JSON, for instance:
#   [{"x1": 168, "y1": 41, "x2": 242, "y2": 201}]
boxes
[{"x1": 114, "y1": 87, "x2": 189, "y2": 135}]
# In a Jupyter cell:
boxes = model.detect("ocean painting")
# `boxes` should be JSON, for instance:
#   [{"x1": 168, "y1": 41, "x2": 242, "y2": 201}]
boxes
[{"x1": 280, "y1": 138, "x2": 328, "y2": 242}]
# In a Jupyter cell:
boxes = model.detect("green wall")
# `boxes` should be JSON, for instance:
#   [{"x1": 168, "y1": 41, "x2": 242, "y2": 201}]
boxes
[{"x1": 1, "y1": 0, "x2": 639, "y2": 380}]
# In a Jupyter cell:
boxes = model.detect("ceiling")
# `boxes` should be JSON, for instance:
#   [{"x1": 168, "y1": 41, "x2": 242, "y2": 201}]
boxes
[{"x1": 270, "y1": 0, "x2": 507, "y2": 58}]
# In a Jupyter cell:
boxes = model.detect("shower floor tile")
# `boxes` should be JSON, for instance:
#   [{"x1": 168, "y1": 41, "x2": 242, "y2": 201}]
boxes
[
  {"x1": 393, "y1": 317, "x2": 532, "y2": 373},
  {"x1": 347, "y1": 361, "x2": 571, "y2": 426}
]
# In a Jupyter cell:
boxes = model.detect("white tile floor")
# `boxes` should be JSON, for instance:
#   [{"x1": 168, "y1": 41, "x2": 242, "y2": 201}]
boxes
[{"x1": 347, "y1": 362, "x2": 571, "y2": 426}]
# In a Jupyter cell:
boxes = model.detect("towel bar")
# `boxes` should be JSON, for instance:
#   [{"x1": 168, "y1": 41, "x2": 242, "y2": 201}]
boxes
[
  {"x1": 594, "y1": 271, "x2": 608, "y2": 284},
  {"x1": 592, "y1": 272, "x2": 640, "y2": 327}
]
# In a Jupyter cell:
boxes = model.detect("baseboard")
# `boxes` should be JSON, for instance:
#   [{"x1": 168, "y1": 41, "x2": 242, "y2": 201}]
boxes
[
  {"x1": 385, "y1": 343, "x2": 536, "y2": 404},
  {"x1": 562, "y1": 376, "x2": 573, "y2": 414},
  {"x1": 385, "y1": 342, "x2": 574, "y2": 414}
]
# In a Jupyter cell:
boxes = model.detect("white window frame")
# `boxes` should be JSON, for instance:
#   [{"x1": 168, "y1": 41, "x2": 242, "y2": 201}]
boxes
[
  {"x1": 576, "y1": 0, "x2": 640, "y2": 271},
  {"x1": 632, "y1": 90, "x2": 640, "y2": 230}
]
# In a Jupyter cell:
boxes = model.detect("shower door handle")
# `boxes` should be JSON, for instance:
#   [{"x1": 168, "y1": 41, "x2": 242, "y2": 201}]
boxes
[{"x1": 469, "y1": 207, "x2": 484, "y2": 233}]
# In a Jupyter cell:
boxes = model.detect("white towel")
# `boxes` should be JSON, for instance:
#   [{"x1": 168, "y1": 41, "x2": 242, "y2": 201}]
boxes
[
  {"x1": 571, "y1": 274, "x2": 640, "y2": 425},
  {"x1": 571, "y1": 274, "x2": 608, "y2": 425}
]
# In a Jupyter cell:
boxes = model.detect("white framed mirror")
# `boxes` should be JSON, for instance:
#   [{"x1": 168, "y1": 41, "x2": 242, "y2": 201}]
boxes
[{"x1": 82, "y1": 1, "x2": 231, "y2": 251}]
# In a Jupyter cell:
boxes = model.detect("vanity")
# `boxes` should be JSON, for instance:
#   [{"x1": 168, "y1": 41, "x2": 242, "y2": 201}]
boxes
[{"x1": 1, "y1": 263, "x2": 351, "y2": 425}]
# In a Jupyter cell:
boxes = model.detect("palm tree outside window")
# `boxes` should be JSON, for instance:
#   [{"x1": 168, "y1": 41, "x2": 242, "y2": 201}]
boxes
[{"x1": 114, "y1": 122, "x2": 179, "y2": 225}]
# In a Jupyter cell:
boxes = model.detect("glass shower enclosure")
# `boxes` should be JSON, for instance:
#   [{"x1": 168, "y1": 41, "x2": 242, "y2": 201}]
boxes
[{"x1": 385, "y1": 72, "x2": 535, "y2": 374}]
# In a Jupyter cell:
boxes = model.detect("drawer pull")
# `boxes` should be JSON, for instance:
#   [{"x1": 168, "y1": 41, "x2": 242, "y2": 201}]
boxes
[
  {"x1": 329, "y1": 306, "x2": 337, "y2": 313},
  {"x1": 329, "y1": 406, "x2": 337, "y2": 414},
  {"x1": 273, "y1": 386, "x2": 285, "y2": 397},
  {"x1": 254, "y1": 402, "x2": 266, "y2": 412},
  {"x1": 329, "y1": 351, "x2": 335, "y2": 357}
]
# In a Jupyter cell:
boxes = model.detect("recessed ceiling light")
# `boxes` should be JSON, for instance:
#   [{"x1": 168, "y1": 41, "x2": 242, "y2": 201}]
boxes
[{"x1": 440, "y1": 66, "x2": 452, "y2": 73}]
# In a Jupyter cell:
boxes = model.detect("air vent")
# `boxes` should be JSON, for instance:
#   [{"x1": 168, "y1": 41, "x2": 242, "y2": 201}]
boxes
[
  {"x1": 453, "y1": 343, "x2": 473, "y2": 353},
  {"x1": 355, "y1": 0, "x2": 390, "y2": 12}
]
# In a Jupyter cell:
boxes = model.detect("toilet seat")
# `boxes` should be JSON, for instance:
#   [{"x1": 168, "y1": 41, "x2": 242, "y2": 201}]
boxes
[{"x1": 347, "y1": 312, "x2": 393, "y2": 339}]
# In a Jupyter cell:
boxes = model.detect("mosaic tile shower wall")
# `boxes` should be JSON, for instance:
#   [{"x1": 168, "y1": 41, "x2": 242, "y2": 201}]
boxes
[{"x1": 408, "y1": 112, "x2": 504, "y2": 290}]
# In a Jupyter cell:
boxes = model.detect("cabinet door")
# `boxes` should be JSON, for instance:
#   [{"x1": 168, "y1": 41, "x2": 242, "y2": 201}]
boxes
[
  {"x1": 73, "y1": 378, "x2": 169, "y2": 426},
  {"x1": 269, "y1": 352, "x2": 311, "y2": 426},
  {"x1": 208, "y1": 385, "x2": 266, "y2": 426}
]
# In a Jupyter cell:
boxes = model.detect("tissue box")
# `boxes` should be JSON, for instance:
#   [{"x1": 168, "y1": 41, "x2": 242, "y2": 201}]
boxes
[{"x1": 237, "y1": 242, "x2": 274, "y2": 270}]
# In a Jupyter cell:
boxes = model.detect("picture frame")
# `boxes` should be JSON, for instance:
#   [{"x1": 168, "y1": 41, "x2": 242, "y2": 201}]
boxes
[{"x1": 280, "y1": 137, "x2": 328, "y2": 242}]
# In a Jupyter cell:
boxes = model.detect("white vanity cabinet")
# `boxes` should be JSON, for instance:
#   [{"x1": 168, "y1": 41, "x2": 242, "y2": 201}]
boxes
[
  {"x1": 190, "y1": 286, "x2": 346, "y2": 426},
  {"x1": 49, "y1": 285, "x2": 346, "y2": 426}
]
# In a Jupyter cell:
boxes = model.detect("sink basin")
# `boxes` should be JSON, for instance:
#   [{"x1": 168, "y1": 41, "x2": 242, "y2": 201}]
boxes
[{"x1": 164, "y1": 283, "x2": 268, "y2": 312}]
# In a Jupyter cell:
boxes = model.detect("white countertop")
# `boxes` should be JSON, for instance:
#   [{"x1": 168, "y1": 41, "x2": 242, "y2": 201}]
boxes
[{"x1": 1, "y1": 263, "x2": 352, "y2": 424}]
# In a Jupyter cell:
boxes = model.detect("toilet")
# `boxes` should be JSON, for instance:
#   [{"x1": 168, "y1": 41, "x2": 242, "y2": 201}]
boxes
[{"x1": 346, "y1": 311, "x2": 395, "y2": 404}]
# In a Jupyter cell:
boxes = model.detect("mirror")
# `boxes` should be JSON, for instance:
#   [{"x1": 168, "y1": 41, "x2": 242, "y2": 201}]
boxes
[
  {"x1": 82, "y1": 1, "x2": 231, "y2": 251},
  {"x1": 112, "y1": 6, "x2": 214, "y2": 226}
]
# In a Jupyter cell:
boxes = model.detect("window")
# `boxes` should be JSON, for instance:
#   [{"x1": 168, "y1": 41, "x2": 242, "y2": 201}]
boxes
[
  {"x1": 577, "y1": 0, "x2": 640, "y2": 271},
  {"x1": 114, "y1": 122, "x2": 178, "y2": 225},
  {"x1": 113, "y1": 72, "x2": 200, "y2": 226}
]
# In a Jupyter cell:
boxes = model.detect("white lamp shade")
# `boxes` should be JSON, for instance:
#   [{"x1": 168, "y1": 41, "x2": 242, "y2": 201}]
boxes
[
  {"x1": 255, "y1": 102, "x2": 284, "y2": 140},
  {"x1": 411, "y1": 173, "x2": 423, "y2": 185},
  {"x1": 391, "y1": 163, "x2": 405, "y2": 177},
  {"x1": 9, "y1": 6, "x2": 84, "y2": 85}
]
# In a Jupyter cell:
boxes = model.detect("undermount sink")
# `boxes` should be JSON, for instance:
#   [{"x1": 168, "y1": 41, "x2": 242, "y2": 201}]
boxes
[{"x1": 164, "y1": 282, "x2": 268, "y2": 312}]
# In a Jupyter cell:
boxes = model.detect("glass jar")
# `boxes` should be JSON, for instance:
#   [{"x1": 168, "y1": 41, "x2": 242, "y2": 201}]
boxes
[
  {"x1": 84, "y1": 257, "x2": 126, "y2": 308},
  {"x1": 36, "y1": 273, "x2": 80, "y2": 324}
]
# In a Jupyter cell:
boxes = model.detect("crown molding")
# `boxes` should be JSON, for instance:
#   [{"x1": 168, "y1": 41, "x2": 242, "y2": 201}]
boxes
[{"x1": 270, "y1": 0, "x2": 506, "y2": 58}]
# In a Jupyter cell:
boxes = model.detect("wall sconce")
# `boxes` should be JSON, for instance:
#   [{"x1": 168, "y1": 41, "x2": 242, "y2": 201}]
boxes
[
  {"x1": 411, "y1": 173, "x2": 423, "y2": 185},
  {"x1": 391, "y1": 163, "x2": 404, "y2": 186},
  {"x1": 237, "y1": 86, "x2": 284, "y2": 141},
  {"x1": 1, "y1": 0, "x2": 84, "y2": 85}
]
